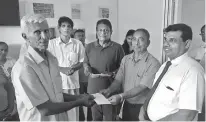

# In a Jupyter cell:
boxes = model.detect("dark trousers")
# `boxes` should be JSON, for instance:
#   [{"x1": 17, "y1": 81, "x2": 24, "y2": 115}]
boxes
[
  {"x1": 0, "y1": 112, "x2": 19, "y2": 121},
  {"x1": 79, "y1": 107, "x2": 92, "y2": 121},
  {"x1": 79, "y1": 82, "x2": 92, "y2": 121},
  {"x1": 91, "y1": 104, "x2": 117, "y2": 121},
  {"x1": 198, "y1": 99, "x2": 205, "y2": 121},
  {"x1": 79, "y1": 82, "x2": 88, "y2": 94},
  {"x1": 122, "y1": 101, "x2": 143, "y2": 121}
]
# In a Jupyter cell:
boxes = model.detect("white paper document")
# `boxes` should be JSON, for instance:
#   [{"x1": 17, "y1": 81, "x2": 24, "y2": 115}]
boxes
[
  {"x1": 90, "y1": 73, "x2": 111, "y2": 78},
  {"x1": 92, "y1": 93, "x2": 111, "y2": 105}
]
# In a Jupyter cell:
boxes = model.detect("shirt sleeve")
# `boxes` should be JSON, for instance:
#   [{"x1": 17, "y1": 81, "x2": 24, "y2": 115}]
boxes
[
  {"x1": 19, "y1": 65, "x2": 49, "y2": 110},
  {"x1": 178, "y1": 66, "x2": 205, "y2": 113},
  {"x1": 117, "y1": 46, "x2": 125, "y2": 68},
  {"x1": 140, "y1": 59, "x2": 161, "y2": 89},
  {"x1": 115, "y1": 56, "x2": 126, "y2": 83},
  {"x1": 83, "y1": 44, "x2": 90, "y2": 65},
  {"x1": 19, "y1": 43, "x2": 28, "y2": 57},
  {"x1": 78, "y1": 42, "x2": 85, "y2": 63}
]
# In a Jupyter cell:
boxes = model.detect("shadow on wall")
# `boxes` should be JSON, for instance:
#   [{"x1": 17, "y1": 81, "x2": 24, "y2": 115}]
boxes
[{"x1": 8, "y1": 44, "x2": 21, "y2": 60}]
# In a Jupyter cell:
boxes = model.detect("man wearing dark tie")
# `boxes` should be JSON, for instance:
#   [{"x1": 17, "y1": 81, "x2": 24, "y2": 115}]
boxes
[{"x1": 139, "y1": 23, "x2": 205, "y2": 121}]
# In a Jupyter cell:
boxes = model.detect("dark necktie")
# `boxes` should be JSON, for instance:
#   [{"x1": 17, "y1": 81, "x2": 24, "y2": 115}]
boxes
[{"x1": 143, "y1": 61, "x2": 172, "y2": 120}]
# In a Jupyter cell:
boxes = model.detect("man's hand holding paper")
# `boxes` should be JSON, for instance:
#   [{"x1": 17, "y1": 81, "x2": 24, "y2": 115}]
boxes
[{"x1": 92, "y1": 93, "x2": 111, "y2": 105}]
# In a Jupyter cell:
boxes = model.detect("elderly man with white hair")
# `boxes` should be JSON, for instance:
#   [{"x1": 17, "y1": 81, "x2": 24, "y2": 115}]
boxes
[{"x1": 11, "y1": 14, "x2": 94, "y2": 121}]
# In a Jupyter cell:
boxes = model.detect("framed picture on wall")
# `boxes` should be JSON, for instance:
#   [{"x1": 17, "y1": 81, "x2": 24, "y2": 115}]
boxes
[
  {"x1": 71, "y1": 4, "x2": 81, "y2": 19},
  {"x1": 99, "y1": 7, "x2": 109, "y2": 18},
  {"x1": 33, "y1": 3, "x2": 54, "y2": 18}
]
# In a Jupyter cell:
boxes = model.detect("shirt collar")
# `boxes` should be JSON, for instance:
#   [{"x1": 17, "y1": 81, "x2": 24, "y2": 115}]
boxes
[
  {"x1": 57, "y1": 37, "x2": 74, "y2": 45},
  {"x1": 129, "y1": 51, "x2": 149, "y2": 62},
  {"x1": 27, "y1": 46, "x2": 45, "y2": 64},
  {"x1": 94, "y1": 39, "x2": 113, "y2": 47},
  {"x1": 169, "y1": 52, "x2": 188, "y2": 66}
]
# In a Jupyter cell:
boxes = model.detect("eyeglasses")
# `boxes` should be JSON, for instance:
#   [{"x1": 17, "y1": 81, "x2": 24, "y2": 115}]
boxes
[{"x1": 199, "y1": 32, "x2": 205, "y2": 36}]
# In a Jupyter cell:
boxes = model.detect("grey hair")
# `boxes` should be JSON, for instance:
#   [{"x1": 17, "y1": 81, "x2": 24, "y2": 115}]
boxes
[{"x1": 20, "y1": 14, "x2": 47, "y2": 33}]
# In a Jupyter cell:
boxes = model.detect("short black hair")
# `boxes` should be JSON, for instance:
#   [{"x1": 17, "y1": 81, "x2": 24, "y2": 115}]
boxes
[
  {"x1": 0, "y1": 41, "x2": 8, "y2": 47},
  {"x1": 96, "y1": 19, "x2": 112, "y2": 31},
  {"x1": 126, "y1": 29, "x2": 135, "y2": 37},
  {"x1": 0, "y1": 41, "x2": 8, "y2": 50},
  {"x1": 164, "y1": 23, "x2": 192, "y2": 42},
  {"x1": 135, "y1": 28, "x2": 150, "y2": 46},
  {"x1": 135, "y1": 28, "x2": 150, "y2": 40},
  {"x1": 58, "y1": 16, "x2": 74, "y2": 28},
  {"x1": 74, "y1": 29, "x2": 84, "y2": 36},
  {"x1": 122, "y1": 29, "x2": 135, "y2": 55}
]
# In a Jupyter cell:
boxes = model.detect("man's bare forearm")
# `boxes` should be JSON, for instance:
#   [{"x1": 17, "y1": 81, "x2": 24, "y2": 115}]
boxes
[
  {"x1": 37, "y1": 100, "x2": 83, "y2": 116},
  {"x1": 71, "y1": 62, "x2": 83, "y2": 71},
  {"x1": 108, "y1": 80, "x2": 122, "y2": 94},
  {"x1": 59, "y1": 66, "x2": 67, "y2": 73},
  {"x1": 5, "y1": 81, "x2": 15, "y2": 109},
  {"x1": 122, "y1": 85, "x2": 148, "y2": 99},
  {"x1": 63, "y1": 93, "x2": 81, "y2": 102}
]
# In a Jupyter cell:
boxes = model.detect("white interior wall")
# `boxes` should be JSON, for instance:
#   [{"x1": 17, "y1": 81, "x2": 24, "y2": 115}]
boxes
[
  {"x1": 0, "y1": 0, "x2": 204, "y2": 61},
  {"x1": 118, "y1": 0, "x2": 165, "y2": 62},
  {"x1": 70, "y1": 0, "x2": 118, "y2": 44}
]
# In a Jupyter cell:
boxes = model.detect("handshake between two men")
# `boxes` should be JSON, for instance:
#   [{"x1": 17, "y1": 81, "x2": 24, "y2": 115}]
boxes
[
  {"x1": 60, "y1": 64, "x2": 120, "y2": 107},
  {"x1": 60, "y1": 67, "x2": 75, "y2": 76},
  {"x1": 76, "y1": 87, "x2": 120, "y2": 106},
  {"x1": 84, "y1": 65, "x2": 119, "y2": 105},
  {"x1": 100, "y1": 88, "x2": 123, "y2": 105},
  {"x1": 71, "y1": 93, "x2": 96, "y2": 107}
]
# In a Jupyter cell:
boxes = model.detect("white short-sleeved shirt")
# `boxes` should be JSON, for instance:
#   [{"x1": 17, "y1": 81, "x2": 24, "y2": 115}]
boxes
[
  {"x1": 147, "y1": 53, "x2": 205, "y2": 121},
  {"x1": 19, "y1": 42, "x2": 29, "y2": 57},
  {"x1": 48, "y1": 37, "x2": 85, "y2": 89},
  {"x1": 11, "y1": 46, "x2": 68, "y2": 121}
]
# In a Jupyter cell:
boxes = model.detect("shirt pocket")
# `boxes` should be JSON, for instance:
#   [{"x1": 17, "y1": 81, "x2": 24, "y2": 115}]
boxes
[
  {"x1": 135, "y1": 66, "x2": 146, "y2": 85},
  {"x1": 134, "y1": 74, "x2": 141, "y2": 87},
  {"x1": 69, "y1": 52, "x2": 78, "y2": 64},
  {"x1": 160, "y1": 83, "x2": 177, "y2": 104}
]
